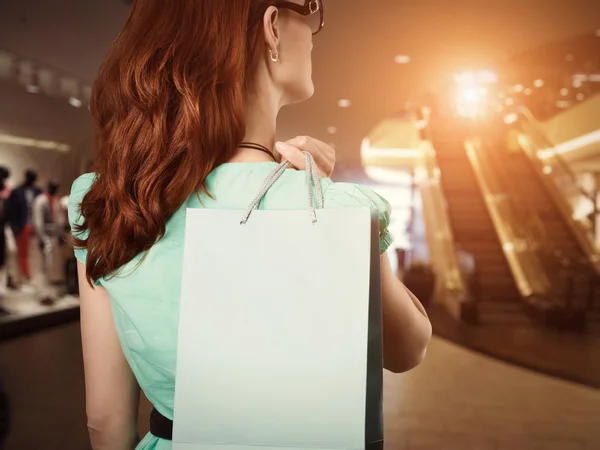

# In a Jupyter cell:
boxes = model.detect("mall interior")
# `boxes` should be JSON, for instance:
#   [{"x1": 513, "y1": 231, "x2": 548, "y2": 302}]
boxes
[{"x1": 1, "y1": 1, "x2": 600, "y2": 449}]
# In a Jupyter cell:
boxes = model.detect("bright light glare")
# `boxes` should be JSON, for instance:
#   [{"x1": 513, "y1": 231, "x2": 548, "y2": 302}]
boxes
[
  {"x1": 454, "y1": 72, "x2": 476, "y2": 85},
  {"x1": 338, "y1": 99, "x2": 351, "y2": 108},
  {"x1": 533, "y1": 79, "x2": 544, "y2": 88},
  {"x1": 463, "y1": 88, "x2": 481, "y2": 101},
  {"x1": 455, "y1": 86, "x2": 487, "y2": 118},
  {"x1": 477, "y1": 70, "x2": 498, "y2": 84},
  {"x1": 454, "y1": 70, "x2": 497, "y2": 86}
]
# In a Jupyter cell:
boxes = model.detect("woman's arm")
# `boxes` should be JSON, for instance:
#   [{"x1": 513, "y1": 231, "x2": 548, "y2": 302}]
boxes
[
  {"x1": 379, "y1": 253, "x2": 432, "y2": 373},
  {"x1": 77, "y1": 261, "x2": 140, "y2": 449}
]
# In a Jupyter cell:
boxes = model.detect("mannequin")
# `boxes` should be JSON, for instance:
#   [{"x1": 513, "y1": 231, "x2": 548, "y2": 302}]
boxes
[
  {"x1": 8, "y1": 170, "x2": 42, "y2": 286},
  {"x1": 32, "y1": 180, "x2": 63, "y2": 306},
  {"x1": 0, "y1": 166, "x2": 11, "y2": 314}
]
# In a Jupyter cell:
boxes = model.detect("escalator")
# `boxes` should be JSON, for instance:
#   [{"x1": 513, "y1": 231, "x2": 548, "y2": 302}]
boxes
[
  {"x1": 428, "y1": 120, "x2": 527, "y2": 324},
  {"x1": 481, "y1": 125, "x2": 600, "y2": 329}
]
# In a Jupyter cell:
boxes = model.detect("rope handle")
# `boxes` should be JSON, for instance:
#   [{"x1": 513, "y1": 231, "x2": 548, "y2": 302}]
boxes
[{"x1": 240, "y1": 152, "x2": 323, "y2": 225}]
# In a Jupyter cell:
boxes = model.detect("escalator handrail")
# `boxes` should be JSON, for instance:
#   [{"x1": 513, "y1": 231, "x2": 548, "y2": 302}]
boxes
[
  {"x1": 472, "y1": 135, "x2": 578, "y2": 306},
  {"x1": 465, "y1": 139, "x2": 551, "y2": 298},
  {"x1": 517, "y1": 105, "x2": 596, "y2": 204},
  {"x1": 416, "y1": 141, "x2": 471, "y2": 310},
  {"x1": 515, "y1": 105, "x2": 600, "y2": 277}
]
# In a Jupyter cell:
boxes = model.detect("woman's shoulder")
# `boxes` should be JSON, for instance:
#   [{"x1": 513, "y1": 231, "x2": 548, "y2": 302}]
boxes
[
  {"x1": 70, "y1": 172, "x2": 96, "y2": 195},
  {"x1": 68, "y1": 172, "x2": 96, "y2": 225},
  {"x1": 323, "y1": 181, "x2": 393, "y2": 254}
]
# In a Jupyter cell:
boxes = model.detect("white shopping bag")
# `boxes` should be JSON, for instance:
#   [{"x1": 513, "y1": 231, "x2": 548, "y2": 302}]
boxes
[{"x1": 174, "y1": 154, "x2": 384, "y2": 450}]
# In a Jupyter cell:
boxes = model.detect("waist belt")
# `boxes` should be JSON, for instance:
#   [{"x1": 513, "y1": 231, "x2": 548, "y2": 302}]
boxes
[{"x1": 150, "y1": 407, "x2": 173, "y2": 440}]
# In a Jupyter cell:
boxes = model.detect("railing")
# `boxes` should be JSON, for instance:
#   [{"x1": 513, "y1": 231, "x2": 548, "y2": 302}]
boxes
[
  {"x1": 515, "y1": 106, "x2": 600, "y2": 275},
  {"x1": 465, "y1": 139, "x2": 551, "y2": 301},
  {"x1": 414, "y1": 140, "x2": 472, "y2": 320}
]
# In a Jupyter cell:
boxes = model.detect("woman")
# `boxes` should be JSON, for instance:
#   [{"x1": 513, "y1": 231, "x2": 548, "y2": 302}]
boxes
[{"x1": 69, "y1": 1, "x2": 432, "y2": 448}]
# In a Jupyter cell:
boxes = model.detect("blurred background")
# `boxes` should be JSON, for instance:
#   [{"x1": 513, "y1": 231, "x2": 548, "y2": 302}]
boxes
[{"x1": 1, "y1": 0, "x2": 600, "y2": 449}]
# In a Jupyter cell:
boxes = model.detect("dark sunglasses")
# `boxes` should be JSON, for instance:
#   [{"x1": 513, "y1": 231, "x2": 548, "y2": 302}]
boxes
[{"x1": 274, "y1": 0, "x2": 325, "y2": 35}]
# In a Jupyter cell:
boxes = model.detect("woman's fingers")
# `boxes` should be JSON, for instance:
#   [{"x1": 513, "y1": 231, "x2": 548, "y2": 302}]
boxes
[
  {"x1": 275, "y1": 136, "x2": 335, "y2": 177},
  {"x1": 275, "y1": 141, "x2": 305, "y2": 171}
]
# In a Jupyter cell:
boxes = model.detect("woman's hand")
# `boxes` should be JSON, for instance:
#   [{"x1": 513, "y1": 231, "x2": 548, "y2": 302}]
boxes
[{"x1": 275, "y1": 136, "x2": 335, "y2": 178}]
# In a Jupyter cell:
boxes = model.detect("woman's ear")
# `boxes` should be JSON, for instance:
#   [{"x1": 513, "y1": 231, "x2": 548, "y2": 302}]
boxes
[{"x1": 262, "y1": 6, "x2": 280, "y2": 54}]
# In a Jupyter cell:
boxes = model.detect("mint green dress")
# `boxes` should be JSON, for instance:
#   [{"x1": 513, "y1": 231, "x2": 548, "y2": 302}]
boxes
[{"x1": 68, "y1": 162, "x2": 393, "y2": 450}]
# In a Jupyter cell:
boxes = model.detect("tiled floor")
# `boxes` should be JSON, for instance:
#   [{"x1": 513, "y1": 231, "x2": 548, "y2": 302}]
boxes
[
  {"x1": 2, "y1": 323, "x2": 599, "y2": 449},
  {"x1": 384, "y1": 338, "x2": 600, "y2": 449}
]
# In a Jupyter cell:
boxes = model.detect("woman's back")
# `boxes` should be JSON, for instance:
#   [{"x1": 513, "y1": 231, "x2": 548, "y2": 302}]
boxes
[{"x1": 69, "y1": 162, "x2": 392, "y2": 449}]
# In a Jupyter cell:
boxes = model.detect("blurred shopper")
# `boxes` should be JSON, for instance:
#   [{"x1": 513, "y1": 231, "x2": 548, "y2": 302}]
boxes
[
  {"x1": 7, "y1": 170, "x2": 41, "y2": 287},
  {"x1": 32, "y1": 180, "x2": 63, "y2": 305},
  {"x1": 69, "y1": 2, "x2": 431, "y2": 448},
  {"x1": 0, "y1": 166, "x2": 10, "y2": 314},
  {"x1": 456, "y1": 244, "x2": 479, "y2": 302}
]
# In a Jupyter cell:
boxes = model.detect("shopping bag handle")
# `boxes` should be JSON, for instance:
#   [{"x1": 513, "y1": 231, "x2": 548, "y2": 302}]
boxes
[{"x1": 240, "y1": 151, "x2": 323, "y2": 225}]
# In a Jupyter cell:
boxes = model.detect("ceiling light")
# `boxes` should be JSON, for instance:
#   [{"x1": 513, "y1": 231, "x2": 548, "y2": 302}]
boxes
[
  {"x1": 573, "y1": 79, "x2": 583, "y2": 88},
  {"x1": 533, "y1": 79, "x2": 544, "y2": 88},
  {"x1": 26, "y1": 84, "x2": 40, "y2": 93},
  {"x1": 327, "y1": 126, "x2": 337, "y2": 134},
  {"x1": 0, "y1": 133, "x2": 70, "y2": 152},
  {"x1": 69, "y1": 96, "x2": 83, "y2": 108},
  {"x1": 560, "y1": 88, "x2": 569, "y2": 96},
  {"x1": 543, "y1": 166, "x2": 552, "y2": 175},
  {"x1": 514, "y1": 84, "x2": 524, "y2": 93},
  {"x1": 394, "y1": 55, "x2": 411, "y2": 64},
  {"x1": 338, "y1": 99, "x2": 351, "y2": 108},
  {"x1": 523, "y1": 88, "x2": 532, "y2": 96}
]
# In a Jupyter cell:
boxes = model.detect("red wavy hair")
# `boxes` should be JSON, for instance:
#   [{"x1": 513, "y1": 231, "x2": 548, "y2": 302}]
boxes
[{"x1": 73, "y1": 0, "x2": 276, "y2": 286}]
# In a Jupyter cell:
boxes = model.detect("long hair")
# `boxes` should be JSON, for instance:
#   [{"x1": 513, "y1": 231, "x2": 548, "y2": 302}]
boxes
[{"x1": 73, "y1": 0, "x2": 275, "y2": 286}]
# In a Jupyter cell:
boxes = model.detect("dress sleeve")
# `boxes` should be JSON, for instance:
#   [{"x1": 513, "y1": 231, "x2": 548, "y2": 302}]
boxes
[
  {"x1": 67, "y1": 173, "x2": 96, "y2": 265},
  {"x1": 323, "y1": 181, "x2": 393, "y2": 254}
]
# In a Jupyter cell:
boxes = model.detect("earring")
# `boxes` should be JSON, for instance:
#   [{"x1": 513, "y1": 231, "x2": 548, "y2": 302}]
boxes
[{"x1": 269, "y1": 49, "x2": 280, "y2": 63}]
